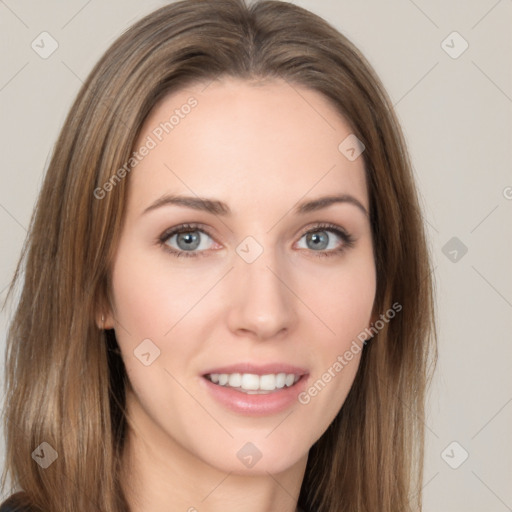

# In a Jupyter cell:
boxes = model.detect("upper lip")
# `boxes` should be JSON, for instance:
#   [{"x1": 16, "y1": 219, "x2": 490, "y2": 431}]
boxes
[{"x1": 202, "y1": 363, "x2": 308, "y2": 376}]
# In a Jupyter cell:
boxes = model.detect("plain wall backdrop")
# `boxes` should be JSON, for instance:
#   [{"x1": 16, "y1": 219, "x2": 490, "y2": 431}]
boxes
[{"x1": 1, "y1": 0, "x2": 511, "y2": 510}]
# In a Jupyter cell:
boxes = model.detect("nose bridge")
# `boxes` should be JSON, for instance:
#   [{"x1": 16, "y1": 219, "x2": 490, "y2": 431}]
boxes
[{"x1": 227, "y1": 236, "x2": 296, "y2": 338}]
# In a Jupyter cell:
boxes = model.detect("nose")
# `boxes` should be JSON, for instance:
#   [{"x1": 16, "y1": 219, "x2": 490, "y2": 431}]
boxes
[{"x1": 225, "y1": 246, "x2": 298, "y2": 341}]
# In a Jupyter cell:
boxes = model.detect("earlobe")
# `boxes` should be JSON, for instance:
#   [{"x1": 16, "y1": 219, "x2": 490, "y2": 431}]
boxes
[
  {"x1": 96, "y1": 311, "x2": 115, "y2": 330},
  {"x1": 95, "y1": 291, "x2": 116, "y2": 330}
]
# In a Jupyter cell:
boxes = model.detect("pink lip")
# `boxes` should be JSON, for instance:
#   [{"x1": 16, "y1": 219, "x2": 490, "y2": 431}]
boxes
[
  {"x1": 200, "y1": 375, "x2": 309, "y2": 416},
  {"x1": 199, "y1": 363, "x2": 310, "y2": 416},
  {"x1": 201, "y1": 362, "x2": 308, "y2": 376}
]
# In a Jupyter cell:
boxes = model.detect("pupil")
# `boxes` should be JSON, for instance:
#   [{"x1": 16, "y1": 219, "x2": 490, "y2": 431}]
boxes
[
  {"x1": 308, "y1": 231, "x2": 328, "y2": 250},
  {"x1": 177, "y1": 231, "x2": 200, "y2": 250}
]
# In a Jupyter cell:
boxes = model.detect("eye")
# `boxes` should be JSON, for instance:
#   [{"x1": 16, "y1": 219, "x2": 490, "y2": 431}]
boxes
[
  {"x1": 296, "y1": 223, "x2": 355, "y2": 257},
  {"x1": 158, "y1": 222, "x2": 355, "y2": 259},
  {"x1": 158, "y1": 223, "x2": 217, "y2": 258}
]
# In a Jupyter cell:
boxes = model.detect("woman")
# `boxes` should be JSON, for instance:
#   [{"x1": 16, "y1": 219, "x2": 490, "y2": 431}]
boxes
[{"x1": 0, "y1": 0, "x2": 436, "y2": 510}]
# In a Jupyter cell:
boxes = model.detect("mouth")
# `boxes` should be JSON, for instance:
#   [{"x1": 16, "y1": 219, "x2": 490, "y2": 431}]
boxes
[
  {"x1": 200, "y1": 363, "x2": 309, "y2": 415},
  {"x1": 203, "y1": 372, "x2": 305, "y2": 394}
]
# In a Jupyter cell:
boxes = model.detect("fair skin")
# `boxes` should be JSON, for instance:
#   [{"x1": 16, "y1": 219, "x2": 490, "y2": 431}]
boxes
[{"x1": 102, "y1": 77, "x2": 376, "y2": 512}]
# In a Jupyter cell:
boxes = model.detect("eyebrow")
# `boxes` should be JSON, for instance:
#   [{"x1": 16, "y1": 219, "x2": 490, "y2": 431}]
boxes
[{"x1": 142, "y1": 193, "x2": 368, "y2": 217}]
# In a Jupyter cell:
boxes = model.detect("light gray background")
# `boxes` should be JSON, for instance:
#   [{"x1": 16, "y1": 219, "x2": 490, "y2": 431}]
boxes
[{"x1": 1, "y1": 1, "x2": 511, "y2": 510}]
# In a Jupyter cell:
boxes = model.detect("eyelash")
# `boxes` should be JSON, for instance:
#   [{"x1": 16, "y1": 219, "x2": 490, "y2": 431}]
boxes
[{"x1": 157, "y1": 222, "x2": 355, "y2": 259}]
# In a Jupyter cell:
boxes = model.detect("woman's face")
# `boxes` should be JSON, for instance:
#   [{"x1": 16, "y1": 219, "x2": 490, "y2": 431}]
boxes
[{"x1": 105, "y1": 77, "x2": 376, "y2": 475}]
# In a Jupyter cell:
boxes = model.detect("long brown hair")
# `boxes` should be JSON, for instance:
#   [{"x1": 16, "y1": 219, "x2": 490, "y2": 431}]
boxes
[{"x1": 1, "y1": 1, "x2": 437, "y2": 510}]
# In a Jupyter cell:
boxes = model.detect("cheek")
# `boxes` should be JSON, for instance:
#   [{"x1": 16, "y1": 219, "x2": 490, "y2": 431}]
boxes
[
  {"x1": 109, "y1": 251, "x2": 200, "y2": 425},
  {"x1": 296, "y1": 250, "x2": 375, "y2": 408},
  {"x1": 296, "y1": 273, "x2": 372, "y2": 437},
  {"x1": 110, "y1": 247, "x2": 197, "y2": 336},
  {"x1": 109, "y1": 246, "x2": 212, "y2": 385},
  {"x1": 299, "y1": 253, "x2": 376, "y2": 342}
]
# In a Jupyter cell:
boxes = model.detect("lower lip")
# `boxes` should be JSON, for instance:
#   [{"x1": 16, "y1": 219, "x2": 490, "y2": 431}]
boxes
[{"x1": 200, "y1": 375, "x2": 309, "y2": 416}]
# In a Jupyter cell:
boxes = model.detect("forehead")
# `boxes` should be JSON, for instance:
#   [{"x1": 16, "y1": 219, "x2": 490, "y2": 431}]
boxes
[{"x1": 128, "y1": 77, "x2": 368, "y2": 215}]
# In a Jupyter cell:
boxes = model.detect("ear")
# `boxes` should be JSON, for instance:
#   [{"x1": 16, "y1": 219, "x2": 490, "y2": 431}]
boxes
[
  {"x1": 95, "y1": 298, "x2": 116, "y2": 330},
  {"x1": 95, "y1": 310, "x2": 115, "y2": 330}
]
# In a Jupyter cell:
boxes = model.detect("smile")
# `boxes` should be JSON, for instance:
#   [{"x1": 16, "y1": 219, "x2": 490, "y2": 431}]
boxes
[
  {"x1": 204, "y1": 372, "x2": 302, "y2": 393},
  {"x1": 200, "y1": 364, "x2": 309, "y2": 415}
]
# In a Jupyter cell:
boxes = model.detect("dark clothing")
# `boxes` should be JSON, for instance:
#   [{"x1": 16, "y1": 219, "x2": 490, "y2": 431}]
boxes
[{"x1": 0, "y1": 493, "x2": 34, "y2": 512}]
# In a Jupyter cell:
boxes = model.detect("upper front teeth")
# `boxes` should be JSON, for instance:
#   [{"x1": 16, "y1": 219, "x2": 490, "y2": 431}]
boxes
[{"x1": 208, "y1": 372, "x2": 299, "y2": 391}]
